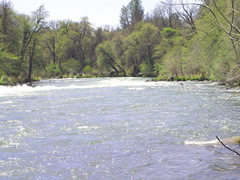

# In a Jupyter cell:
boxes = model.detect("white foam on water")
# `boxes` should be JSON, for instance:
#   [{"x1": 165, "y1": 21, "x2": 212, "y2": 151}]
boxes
[
  {"x1": 77, "y1": 126, "x2": 100, "y2": 130},
  {"x1": 0, "y1": 78, "x2": 176, "y2": 97},
  {"x1": 184, "y1": 139, "x2": 219, "y2": 146},
  {"x1": 0, "y1": 101, "x2": 13, "y2": 104},
  {"x1": 128, "y1": 87, "x2": 146, "y2": 90},
  {"x1": 0, "y1": 84, "x2": 41, "y2": 97}
]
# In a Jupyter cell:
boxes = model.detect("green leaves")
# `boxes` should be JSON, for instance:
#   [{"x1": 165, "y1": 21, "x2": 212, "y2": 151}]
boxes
[
  {"x1": 96, "y1": 22, "x2": 160, "y2": 76},
  {"x1": 123, "y1": 23, "x2": 159, "y2": 76},
  {"x1": 96, "y1": 41, "x2": 115, "y2": 70},
  {"x1": 161, "y1": 27, "x2": 177, "y2": 38},
  {"x1": 46, "y1": 62, "x2": 61, "y2": 77}
]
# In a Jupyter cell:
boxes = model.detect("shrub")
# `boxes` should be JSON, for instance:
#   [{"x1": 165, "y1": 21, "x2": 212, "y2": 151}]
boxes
[{"x1": 46, "y1": 63, "x2": 61, "y2": 77}]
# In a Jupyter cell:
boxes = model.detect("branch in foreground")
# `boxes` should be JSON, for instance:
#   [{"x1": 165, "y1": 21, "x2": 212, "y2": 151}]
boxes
[
  {"x1": 216, "y1": 136, "x2": 240, "y2": 156},
  {"x1": 224, "y1": 91, "x2": 240, "y2": 105}
]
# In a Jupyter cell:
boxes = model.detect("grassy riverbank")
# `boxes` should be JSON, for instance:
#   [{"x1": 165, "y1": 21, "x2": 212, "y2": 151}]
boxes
[{"x1": 1, "y1": 73, "x2": 239, "y2": 89}]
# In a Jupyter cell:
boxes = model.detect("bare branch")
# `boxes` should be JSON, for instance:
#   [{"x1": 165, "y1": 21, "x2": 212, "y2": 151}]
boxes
[
  {"x1": 230, "y1": 0, "x2": 234, "y2": 34},
  {"x1": 216, "y1": 136, "x2": 240, "y2": 156},
  {"x1": 224, "y1": 91, "x2": 239, "y2": 104},
  {"x1": 212, "y1": 0, "x2": 240, "y2": 33},
  {"x1": 232, "y1": 8, "x2": 240, "y2": 14}
]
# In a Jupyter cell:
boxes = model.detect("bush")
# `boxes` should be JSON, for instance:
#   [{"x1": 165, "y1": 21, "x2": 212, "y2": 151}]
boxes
[
  {"x1": 61, "y1": 58, "x2": 81, "y2": 75},
  {"x1": 46, "y1": 63, "x2": 61, "y2": 77},
  {"x1": 83, "y1": 65, "x2": 92, "y2": 74},
  {"x1": 140, "y1": 63, "x2": 154, "y2": 77},
  {"x1": 161, "y1": 27, "x2": 177, "y2": 38}
]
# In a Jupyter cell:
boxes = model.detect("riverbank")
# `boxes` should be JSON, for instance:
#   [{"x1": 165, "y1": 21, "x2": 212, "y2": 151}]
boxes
[
  {"x1": 151, "y1": 75, "x2": 240, "y2": 88},
  {"x1": 1, "y1": 73, "x2": 240, "y2": 89},
  {"x1": 0, "y1": 76, "x2": 41, "y2": 86},
  {"x1": 0, "y1": 72, "x2": 126, "y2": 86}
]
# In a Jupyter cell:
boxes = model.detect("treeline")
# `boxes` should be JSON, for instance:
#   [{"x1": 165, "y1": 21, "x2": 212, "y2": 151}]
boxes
[{"x1": 0, "y1": 0, "x2": 240, "y2": 85}]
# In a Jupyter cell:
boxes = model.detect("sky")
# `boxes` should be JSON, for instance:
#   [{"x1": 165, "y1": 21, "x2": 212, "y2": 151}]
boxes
[{"x1": 9, "y1": 0, "x2": 161, "y2": 27}]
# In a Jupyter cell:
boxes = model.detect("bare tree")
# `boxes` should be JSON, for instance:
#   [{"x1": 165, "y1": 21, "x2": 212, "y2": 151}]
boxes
[
  {"x1": 175, "y1": 1, "x2": 198, "y2": 31},
  {"x1": 146, "y1": 3, "x2": 167, "y2": 30},
  {"x1": 145, "y1": 2, "x2": 182, "y2": 30}
]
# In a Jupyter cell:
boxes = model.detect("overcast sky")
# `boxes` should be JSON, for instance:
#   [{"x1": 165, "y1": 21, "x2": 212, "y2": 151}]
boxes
[{"x1": 9, "y1": 0, "x2": 161, "y2": 27}]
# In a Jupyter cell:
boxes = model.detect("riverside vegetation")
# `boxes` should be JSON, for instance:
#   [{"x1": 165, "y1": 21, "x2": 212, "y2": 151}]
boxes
[{"x1": 0, "y1": 0, "x2": 240, "y2": 86}]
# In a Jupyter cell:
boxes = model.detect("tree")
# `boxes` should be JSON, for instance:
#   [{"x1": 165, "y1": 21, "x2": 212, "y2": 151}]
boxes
[
  {"x1": 201, "y1": 0, "x2": 240, "y2": 70},
  {"x1": 43, "y1": 21, "x2": 61, "y2": 65},
  {"x1": 145, "y1": 3, "x2": 168, "y2": 30},
  {"x1": 0, "y1": 1, "x2": 19, "y2": 77},
  {"x1": 184, "y1": 0, "x2": 240, "y2": 83},
  {"x1": 120, "y1": 5, "x2": 130, "y2": 29},
  {"x1": 175, "y1": 1, "x2": 199, "y2": 31},
  {"x1": 120, "y1": 0, "x2": 144, "y2": 29},
  {"x1": 0, "y1": 0, "x2": 15, "y2": 44},
  {"x1": 123, "y1": 23, "x2": 159, "y2": 76},
  {"x1": 96, "y1": 40, "x2": 122, "y2": 74},
  {"x1": 68, "y1": 17, "x2": 94, "y2": 72},
  {"x1": 20, "y1": 5, "x2": 48, "y2": 82}
]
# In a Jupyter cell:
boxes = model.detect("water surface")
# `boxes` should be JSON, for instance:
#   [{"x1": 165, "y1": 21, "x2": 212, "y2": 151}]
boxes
[{"x1": 0, "y1": 77, "x2": 240, "y2": 179}]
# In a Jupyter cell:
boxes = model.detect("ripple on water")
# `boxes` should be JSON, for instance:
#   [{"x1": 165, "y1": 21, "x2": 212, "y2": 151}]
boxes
[{"x1": 0, "y1": 78, "x2": 240, "y2": 179}]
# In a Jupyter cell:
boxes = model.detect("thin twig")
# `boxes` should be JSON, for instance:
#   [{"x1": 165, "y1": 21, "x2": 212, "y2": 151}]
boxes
[
  {"x1": 224, "y1": 91, "x2": 239, "y2": 105},
  {"x1": 216, "y1": 136, "x2": 240, "y2": 156}
]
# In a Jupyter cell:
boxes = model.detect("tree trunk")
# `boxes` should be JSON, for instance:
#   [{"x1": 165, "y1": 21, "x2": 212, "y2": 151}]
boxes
[
  {"x1": 110, "y1": 63, "x2": 119, "y2": 74},
  {"x1": 27, "y1": 38, "x2": 37, "y2": 83}
]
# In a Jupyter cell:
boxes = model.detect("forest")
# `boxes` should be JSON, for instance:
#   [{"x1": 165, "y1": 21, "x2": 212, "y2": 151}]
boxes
[{"x1": 0, "y1": 0, "x2": 239, "y2": 86}]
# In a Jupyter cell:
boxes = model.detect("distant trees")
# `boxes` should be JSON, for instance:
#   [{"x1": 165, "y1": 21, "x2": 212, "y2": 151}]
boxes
[
  {"x1": 145, "y1": 2, "x2": 182, "y2": 30},
  {"x1": 0, "y1": 0, "x2": 240, "y2": 85},
  {"x1": 124, "y1": 23, "x2": 160, "y2": 76},
  {"x1": 95, "y1": 23, "x2": 159, "y2": 76},
  {"x1": 120, "y1": 0, "x2": 144, "y2": 29}
]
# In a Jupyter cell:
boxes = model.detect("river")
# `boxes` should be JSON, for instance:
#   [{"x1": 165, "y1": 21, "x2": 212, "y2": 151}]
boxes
[{"x1": 0, "y1": 77, "x2": 240, "y2": 179}]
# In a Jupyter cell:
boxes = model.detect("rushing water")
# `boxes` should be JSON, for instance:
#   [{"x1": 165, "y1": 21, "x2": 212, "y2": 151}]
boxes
[{"x1": 0, "y1": 77, "x2": 240, "y2": 179}]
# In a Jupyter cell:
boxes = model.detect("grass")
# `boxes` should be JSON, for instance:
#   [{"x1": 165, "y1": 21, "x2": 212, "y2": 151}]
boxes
[{"x1": 152, "y1": 75, "x2": 210, "y2": 82}]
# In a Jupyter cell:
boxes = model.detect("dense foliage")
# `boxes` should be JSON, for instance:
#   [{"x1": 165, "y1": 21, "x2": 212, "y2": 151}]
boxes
[{"x1": 0, "y1": 0, "x2": 239, "y2": 85}]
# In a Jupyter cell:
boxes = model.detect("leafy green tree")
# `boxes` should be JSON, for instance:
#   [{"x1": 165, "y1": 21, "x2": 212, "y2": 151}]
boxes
[
  {"x1": 96, "y1": 41, "x2": 120, "y2": 74},
  {"x1": 0, "y1": 43, "x2": 18, "y2": 77},
  {"x1": 90, "y1": 27, "x2": 107, "y2": 66},
  {"x1": 123, "y1": 31, "x2": 141, "y2": 75},
  {"x1": 43, "y1": 21, "x2": 61, "y2": 65},
  {"x1": 123, "y1": 23, "x2": 159, "y2": 76},
  {"x1": 68, "y1": 17, "x2": 94, "y2": 72},
  {"x1": 0, "y1": 1, "x2": 19, "y2": 49},
  {"x1": 112, "y1": 32, "x2": 127, "y2": 70},
  {"x1": 26, "y1": 5, "x2": 48, "y2": 82},
  {"x1": 0, "y1": 1, "x2": 20, "y2": 78},
  {"x1": 16, "y1": 5, "x2": 48, "y2": 82}
]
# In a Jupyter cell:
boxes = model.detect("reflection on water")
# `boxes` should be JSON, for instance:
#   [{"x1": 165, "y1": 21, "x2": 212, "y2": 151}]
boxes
[{"x1": 0, "y1": 77, "x2": 240, "y2": 179}]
